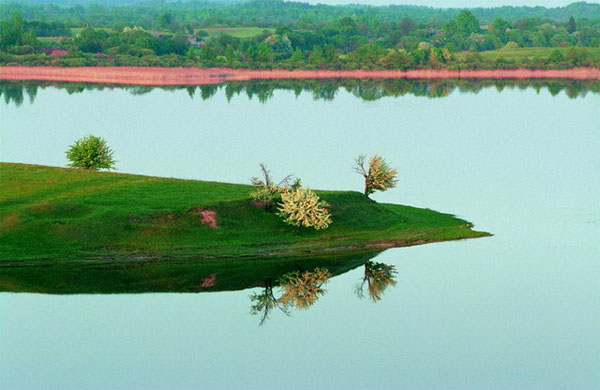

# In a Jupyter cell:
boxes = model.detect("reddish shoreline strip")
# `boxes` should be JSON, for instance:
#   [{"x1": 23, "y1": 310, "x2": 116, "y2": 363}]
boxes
[{"x1": 1, "y1": 66, "x2": 599, "y2": 85}]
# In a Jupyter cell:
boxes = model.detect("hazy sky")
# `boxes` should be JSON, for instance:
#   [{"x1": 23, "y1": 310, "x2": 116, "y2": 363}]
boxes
[{"x1": 305, "y1": 0, "x2": 599, "y2": 8}]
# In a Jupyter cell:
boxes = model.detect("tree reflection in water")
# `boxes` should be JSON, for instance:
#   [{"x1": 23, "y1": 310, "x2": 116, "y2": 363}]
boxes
[
  {"x1": 2, "y1": 78, "x2": 598, "y2": 107},
  {"x1": 250, "y1": 267, "x2": 331, "y2": 325},
  {"x1": 249, "y1": 281, "x2": 290, "y2": 326},
  {"x1": 355, "y1": 261, "x2": 398, "y2": 302}
]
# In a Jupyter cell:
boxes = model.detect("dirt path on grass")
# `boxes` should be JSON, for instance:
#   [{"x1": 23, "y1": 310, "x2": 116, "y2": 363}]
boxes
[{"x1": 1, "y1": 66, "x2": 599, "y2": 85}]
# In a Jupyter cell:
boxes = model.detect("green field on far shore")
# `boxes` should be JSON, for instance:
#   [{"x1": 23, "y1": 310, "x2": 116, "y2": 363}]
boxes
[
  {"x1": 195, "y1": 27, "x2": 276, "y2": 38},
  {"x1": 455, "y1": 47, "x2": 600, "y2": 61}
]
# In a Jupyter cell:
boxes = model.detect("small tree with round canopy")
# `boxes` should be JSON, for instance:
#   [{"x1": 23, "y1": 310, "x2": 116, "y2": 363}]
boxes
[{"x1": 66, "y1": 135, "x2": 116, "y2": 170}]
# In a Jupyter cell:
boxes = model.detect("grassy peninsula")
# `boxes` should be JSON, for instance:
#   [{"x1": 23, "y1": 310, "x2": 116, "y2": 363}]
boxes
[{"x1": 0, "y1": 163, "x2": 489, "y2": 264}]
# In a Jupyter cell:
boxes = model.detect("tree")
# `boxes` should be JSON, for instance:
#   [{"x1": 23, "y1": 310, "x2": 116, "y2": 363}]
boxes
[
  {"x1": 354, "y1": 154, "x2": 398, "y2": 197},
  {"x1": 290, "y1": 46, "x2": 305, "y2": 63},
  {"x1": 225, "y1": 44, "x2": 236, "y2": 63},
  {"x1": 75, "y1": 28, "x2": 108, "y2": 53},
  {"x1": 66, "y1": 135, "x2": 116, "y2": 170},
  {"x1": 399, "y1": 17, "x2": 416, "y2": 36},
  {"x1": 186, "y1": 47, "x2": 195, "y2": 60},
  {"x1": 455, "y1": 10, "x2": 480, "y2": 36},
  {"x1": 309, "y1": 45, "x2": 324, "y2": 65},
  {"x1": 0, "y1": 13, "x2": 25, "y2": 49},
  {"x1": 256, "y1": 41, "x2": 274, "y2": 64},
  {"x1": 157, "y1": 12, "x2": 173, "y2": 30},
  {"x1": 567, "y1": 16, "x2": 577, "y2": 34}
]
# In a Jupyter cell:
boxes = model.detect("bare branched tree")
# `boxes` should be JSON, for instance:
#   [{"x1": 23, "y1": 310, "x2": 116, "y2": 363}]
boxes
[{"x1": 354, "y1": 154, "x2": 398, "y2": 197}]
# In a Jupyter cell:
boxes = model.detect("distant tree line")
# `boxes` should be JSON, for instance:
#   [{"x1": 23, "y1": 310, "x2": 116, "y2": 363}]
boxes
[{"x1": 2, "y1": 0, "x2": 600, "y2": 26}]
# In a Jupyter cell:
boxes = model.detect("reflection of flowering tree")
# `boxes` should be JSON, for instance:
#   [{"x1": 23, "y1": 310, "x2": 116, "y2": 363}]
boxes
[
  {"x1": 250, "y1": 282, "x2": 289, "y2": 326},
  {"x1": 356, "y1": 261, "x2": 397, "y2": 302},
  {"x1": 279, "y1": 268, "x2": 332, "y2": 310},
  {"x1": 250, "y1": 268, "x2": 331, "y2": 325}
]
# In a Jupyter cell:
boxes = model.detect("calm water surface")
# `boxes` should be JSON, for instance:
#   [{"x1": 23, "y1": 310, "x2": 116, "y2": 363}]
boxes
[{"x1": 1, "y1": 81, "x2": 599, "y2": 389}]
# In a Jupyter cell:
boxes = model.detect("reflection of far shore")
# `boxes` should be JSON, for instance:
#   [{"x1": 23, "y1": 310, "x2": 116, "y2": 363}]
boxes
[{"x1": 1, "y1": 78, "x2": 598, "y2": 106}]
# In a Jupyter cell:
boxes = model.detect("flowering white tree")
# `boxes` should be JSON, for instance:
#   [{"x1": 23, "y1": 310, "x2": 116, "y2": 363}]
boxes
[
  {"x1": 277, "y1": 188, "x2": 332, "y2": 230},
  {"x1": 354, "y1": 154, "x2": 398, "y2": 197}
]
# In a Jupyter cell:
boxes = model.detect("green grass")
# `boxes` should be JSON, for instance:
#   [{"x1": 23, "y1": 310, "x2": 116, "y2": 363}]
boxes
[
  {"x1": 0, "y1": 163, "x2": 489, "y2": 264},
  {"x1": 195, "y1": 27, "x2": 276, "y2": 38},
  {"x1": 455, "y1": 47, "x2": 600, "y2": 62}
]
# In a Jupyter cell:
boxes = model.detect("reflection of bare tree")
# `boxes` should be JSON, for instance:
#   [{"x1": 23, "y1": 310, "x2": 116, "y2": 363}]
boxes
[
  {"x1": 250, "y1": 268, "x2": 331, "y2": 325},
  {"x1": 250, "y1": 281, "x2": 289, "y2": 326},
  {"x1": 356, "y1": 261, "x2": 397, "y2": 302}
]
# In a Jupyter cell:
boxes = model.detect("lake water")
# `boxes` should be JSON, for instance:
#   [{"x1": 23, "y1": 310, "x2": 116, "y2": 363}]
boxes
[{"x1": 1, "y1": 80, "x2": 599, "y2": 389}]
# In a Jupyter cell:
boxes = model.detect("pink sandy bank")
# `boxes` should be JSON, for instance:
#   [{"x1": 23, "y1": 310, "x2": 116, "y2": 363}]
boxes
[{"x1": 1, "y1": 66, "x2": 599, "y2": 85}]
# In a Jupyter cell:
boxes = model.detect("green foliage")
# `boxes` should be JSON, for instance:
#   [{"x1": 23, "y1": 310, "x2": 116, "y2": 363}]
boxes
[
  {"x1": 264, "y1": 34, "x2": 292, "y2": 55},
  {"x1": 75, "y1": 27, "x2": 109, "y2": 53},
  {"x1": 250, "y1": 185, "x2": 282, "y2": 210},
  {"x1": 1, "y1": 4, "x2": 599, "y2": 72},
  {"x1": 256, "y1": 41, "x2": 274, "y2": 63},
  {"x1": 65, "y1": 135, "x2": 116, "y2": 170},
  {"x1": 567, "y1": 16, "x2": 577, "y2": 34},
  {"x1": 157, "y1": 12, "x2": 173, "y2": 30},
  {"x1": 290, "y1": 46, "x2": 304, "y2": 63},
  {"x1": 456, "y1": 10, "x2": 481, "y2": 36},
  {"x1": 249, "y1": 163, "x2": 291, "y2": 210},
  {"x1": 0, "y1": 13, "x2": 26, "y2": 49},
  {"x1": 549, "y1": 48, "x2": 566, "y2": 63}
]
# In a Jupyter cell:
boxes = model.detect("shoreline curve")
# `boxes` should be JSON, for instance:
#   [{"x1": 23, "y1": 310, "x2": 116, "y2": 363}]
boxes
[{"x1": 1, "y1": 66, "x2": 599, "y2": 85}]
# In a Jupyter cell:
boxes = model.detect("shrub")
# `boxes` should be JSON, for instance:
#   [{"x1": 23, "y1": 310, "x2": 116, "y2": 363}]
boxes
[
  {"x1": 65, "y1": 135, "x2": 116, "y2": 170},
  {"x1": 249, "y1": 163, "x2": 292, "y2": 210},
  {"x1": 250, "y1": 184, "x2": 283, "y2": 210},
  {"x1": 277, "y1": 188, "x2": 331, "y2": 230}
]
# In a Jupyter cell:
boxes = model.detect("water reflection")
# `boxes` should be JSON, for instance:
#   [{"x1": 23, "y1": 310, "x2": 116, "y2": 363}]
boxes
[
  {"x1": 0, "y1": 251, "x2": 400, "y2": 325},
  {"x1": 250, "y1": 281, "x2": 290, "y2": 326},
  {"x1": 1, "y1": 78, "x2": 599, "y2": 106},
  {"x1": 356, "y1": 261, "x2": 398, "y2": 302},
  {"x1": 250, "y1": 268, "x2": 332, "y2": 325}
]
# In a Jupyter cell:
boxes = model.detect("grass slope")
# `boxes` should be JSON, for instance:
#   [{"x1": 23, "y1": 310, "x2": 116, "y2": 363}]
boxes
[{"x1": 0, "y1": 163, "x2": 489, "y2": 263}]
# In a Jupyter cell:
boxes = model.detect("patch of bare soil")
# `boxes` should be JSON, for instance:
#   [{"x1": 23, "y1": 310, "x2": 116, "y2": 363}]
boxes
[
  {"x1": 188, "y1": 207, "x2": 219, "y2": 228},
  {"x1": 0, "y1": 213, "x2": 20, "y2": 232},
  {"x1": 200, "y1": 273, "x2": 217, "y2": 288}
]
